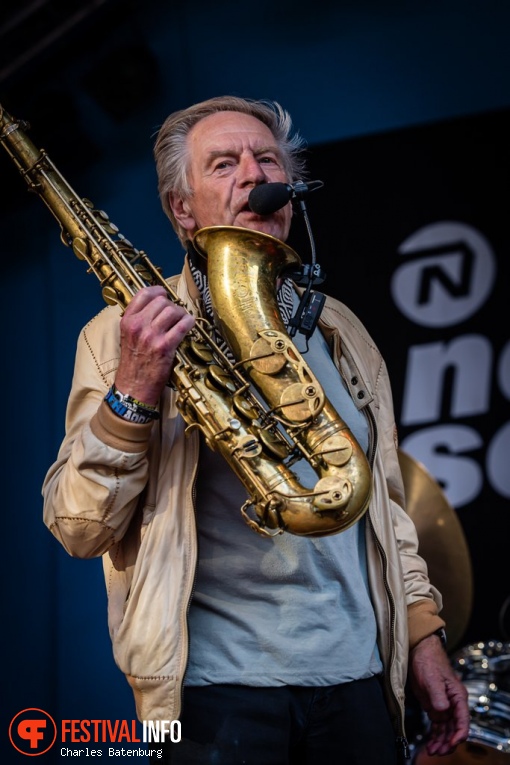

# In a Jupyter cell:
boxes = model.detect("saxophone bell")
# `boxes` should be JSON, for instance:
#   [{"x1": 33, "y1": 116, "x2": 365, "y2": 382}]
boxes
[{"x1": 194, "y1": 225, "x2": 372, "y2": 537}]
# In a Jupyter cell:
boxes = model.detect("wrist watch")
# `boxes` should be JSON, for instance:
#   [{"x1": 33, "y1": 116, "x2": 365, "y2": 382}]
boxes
[{"x1": 433, "y1": 627, "x2": 448, "y2": 649}]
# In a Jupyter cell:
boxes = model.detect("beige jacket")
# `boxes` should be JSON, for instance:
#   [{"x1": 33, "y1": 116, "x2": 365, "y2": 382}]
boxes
[{"x1": 42, "y1": 262, "x2": 444, "y2": 741}]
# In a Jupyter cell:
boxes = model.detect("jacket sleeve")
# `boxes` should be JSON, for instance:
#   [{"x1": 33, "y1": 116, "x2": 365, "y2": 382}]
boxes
[
  {"x1": 374, "y1": 355, "x2": 445, "y2": 648},
  {"x1": 42, "y1": 309, "x2": 156, "y2": 559}
]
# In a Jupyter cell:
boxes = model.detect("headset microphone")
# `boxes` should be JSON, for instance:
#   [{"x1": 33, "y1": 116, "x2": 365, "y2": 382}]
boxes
[
  {"x1": 248, "y1": 180, "x2": 326, "y2": 341},
  {"x1": 248, "y1": 180, "x2": 324, "y2": 216}
]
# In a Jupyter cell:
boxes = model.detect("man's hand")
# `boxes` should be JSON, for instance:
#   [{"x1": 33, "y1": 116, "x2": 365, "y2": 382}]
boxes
[
  {"x1": 115, "y1": 286, "x2": 195, "y2": 405},
  {"x1": 409, "y1": 633, "x2": 470, "y2": 756}
]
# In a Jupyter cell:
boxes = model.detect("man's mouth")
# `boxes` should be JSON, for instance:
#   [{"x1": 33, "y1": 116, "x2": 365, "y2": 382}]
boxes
[{"x1": 238, "y1": 202, "x2": 265, "y2": 217}]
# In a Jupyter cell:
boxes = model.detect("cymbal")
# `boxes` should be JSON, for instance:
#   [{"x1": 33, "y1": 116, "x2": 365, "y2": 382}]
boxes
[{"x1": 398, "y1": 450, "x2": 473, "y2": 651}]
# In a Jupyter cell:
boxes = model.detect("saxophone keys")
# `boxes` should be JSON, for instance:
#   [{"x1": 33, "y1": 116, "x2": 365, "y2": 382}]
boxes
[
  {"x1": 232, "y1": 392, "x2": 259, "y2": 421},
  {"x1": 279, "y1": 382, "x2": 322, "y2": 423},
  {"x1": 102, "y1": 285, "x2": 122, "y2": 306},
  {"x1": 189, "y1": 339, "x2": 215, "y2": 364},
  {"x1": 313, "y1": 477, "x2": 353, "y2": 513},
  {"x1": 240, "y1": 500, "x2": 283, "y2": 537},
  {"x1": 103, "y1": 222, "x2": 120, "y2": 235},
  {"x1": 249, "y1": 337, "x2": 286, "y2": 374},
  {"x1": 134, "y1": 264, "x2": 154, "y2": 282},
  {"x1": 212, "y1": 418, "x2": 242, "y2": 441},
  {"x1": 207, "y1": 364, "x2": 237, "y2": 393},
  {"x1": 317, "y1": 434, "x2": 353, "y2": 467},
  {"x1": 72, "y1": 236, "x2": 88, "y2": 261},
  {"x1": 236, "y1": 435, "x2": 263, "y2": 458},
  {"x1": 257, "y1": 428, "x2": 290, "y2": 460}
]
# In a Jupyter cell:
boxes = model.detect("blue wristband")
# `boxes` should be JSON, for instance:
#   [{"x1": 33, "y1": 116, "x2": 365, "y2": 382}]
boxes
[{"x1": 104, "y1": 386, "x2": 160, "y2": 424}]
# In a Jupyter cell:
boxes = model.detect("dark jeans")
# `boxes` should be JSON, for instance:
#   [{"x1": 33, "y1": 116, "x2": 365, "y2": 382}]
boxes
[{"x1": 150, "y1": 676, "x2": 398, "y2": 764}]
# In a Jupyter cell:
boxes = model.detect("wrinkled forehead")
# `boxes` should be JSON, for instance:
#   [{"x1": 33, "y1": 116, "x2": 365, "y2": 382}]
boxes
[{"x1": 187, "y1": 111, "x2": 279, "y2": 157}]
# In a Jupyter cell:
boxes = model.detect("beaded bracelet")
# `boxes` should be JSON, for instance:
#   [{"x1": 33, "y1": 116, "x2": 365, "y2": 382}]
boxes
[{"x1": 104, "y1": 385, "x2": 160, "y2": 425}]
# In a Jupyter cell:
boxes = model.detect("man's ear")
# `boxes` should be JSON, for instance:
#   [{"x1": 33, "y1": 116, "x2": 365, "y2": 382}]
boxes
[{"x1": 169, "y1": 191, "x2": 196, "y2": 233}]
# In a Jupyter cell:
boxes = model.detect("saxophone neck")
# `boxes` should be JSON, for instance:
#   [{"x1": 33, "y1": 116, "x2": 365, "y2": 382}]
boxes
[
  {"x1": 193, "y1": 225, "x2": 301, "y2": 357},
  {"x1": 0, "y1": 105, "x2": 40, "y2": 173},
  {"x1": 0, "y1": 103, "x2": 15, "y2": 134}
]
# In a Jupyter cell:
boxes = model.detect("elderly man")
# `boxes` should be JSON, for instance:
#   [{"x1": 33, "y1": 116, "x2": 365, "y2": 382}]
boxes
[{"x1": 43, "y1": 96, "x2": 469, "y2": 764}]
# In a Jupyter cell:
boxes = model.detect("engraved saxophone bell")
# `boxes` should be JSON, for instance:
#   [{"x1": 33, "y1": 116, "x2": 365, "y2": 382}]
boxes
[{"x1": 193, "y1": 225, "x2": 373, "y2": 536}]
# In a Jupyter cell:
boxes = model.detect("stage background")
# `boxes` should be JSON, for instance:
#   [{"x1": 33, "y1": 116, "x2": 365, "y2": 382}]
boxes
[
  {"x1": 1, "y1": 1, "x2": 509, "y2": 761},
  {"x1": 290, "y1": 108, "x2": 510, "y2": 643}
]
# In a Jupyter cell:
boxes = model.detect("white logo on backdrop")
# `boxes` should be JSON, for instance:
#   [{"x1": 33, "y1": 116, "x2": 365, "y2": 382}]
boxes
[
  {"x1": 392, "y1": 221, "x2": 509, "y2": 506},
  {"x1": 391, "y1": 221, "x2": 495, "y2": 326}
]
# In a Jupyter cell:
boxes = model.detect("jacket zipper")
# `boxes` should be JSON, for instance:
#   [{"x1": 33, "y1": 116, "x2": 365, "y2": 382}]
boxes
[
  {"x1": 331, "y1": 328, "x2": 406, "y2": 747},
  {"x1": 368, "y1": 510, "x2": 409, "y2": 758},
  {"x1": 177, "y1": 433, "x2": 200, "y2": 718},
  {"x1": 365, "y1": 403, "x2": 409, "y2": 760}
]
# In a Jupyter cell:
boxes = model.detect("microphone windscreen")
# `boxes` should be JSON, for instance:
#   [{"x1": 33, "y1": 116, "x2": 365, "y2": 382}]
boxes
[{"x1": 248, "y1": 183, "x2": 291, "y2": 215}]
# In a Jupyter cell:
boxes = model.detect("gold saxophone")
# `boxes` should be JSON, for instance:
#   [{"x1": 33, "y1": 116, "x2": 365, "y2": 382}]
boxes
[{"x1": 0, "y1": 104, "x2": 372, "y2": 537}]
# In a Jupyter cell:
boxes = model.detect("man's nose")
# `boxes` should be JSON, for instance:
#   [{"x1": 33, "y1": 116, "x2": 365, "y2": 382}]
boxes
[{"x1": 238, "y1": 155, "x2": 266, "y2": 186}]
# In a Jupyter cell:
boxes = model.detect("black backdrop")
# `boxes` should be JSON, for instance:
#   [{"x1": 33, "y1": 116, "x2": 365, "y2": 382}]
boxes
[{"x1": 289, "y1": 108, "x2": 510, "y2": 646}]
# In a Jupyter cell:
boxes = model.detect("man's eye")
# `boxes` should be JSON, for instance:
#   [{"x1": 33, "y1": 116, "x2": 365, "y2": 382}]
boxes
[
  {"x1": 259, "y1": 156, "x2": 277, "y2": 164},
  {"x1": 215, "y1": 160, "x2": 233, "y2": 170}
]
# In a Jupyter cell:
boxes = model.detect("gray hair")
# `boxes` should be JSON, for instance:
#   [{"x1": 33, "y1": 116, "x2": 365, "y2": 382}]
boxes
[{"x1": 154, "y1": 95, "x2": 307, "y2": 245}]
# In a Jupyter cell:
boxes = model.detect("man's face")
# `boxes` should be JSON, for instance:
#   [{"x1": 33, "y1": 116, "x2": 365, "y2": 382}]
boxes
[{"x1": 170, "y1": 111, "x2": 293, "y2": 242}]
